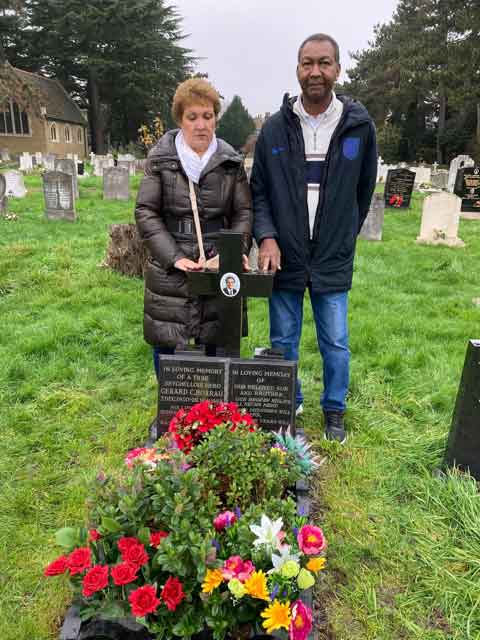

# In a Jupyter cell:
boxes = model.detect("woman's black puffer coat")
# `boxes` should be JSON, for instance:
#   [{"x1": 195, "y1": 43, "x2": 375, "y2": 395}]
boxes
[{"x1": 135, "y1": 130, "x2": 252, "y2": 347}]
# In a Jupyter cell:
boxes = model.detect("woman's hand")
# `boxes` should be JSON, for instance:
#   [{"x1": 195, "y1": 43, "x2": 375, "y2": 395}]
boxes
[
  {"x1": 242, "y1": 254, "x2": 251, "y2": 271},
  {"x1": 174, "y1": 258, "x2": 203, "y2": 271}
]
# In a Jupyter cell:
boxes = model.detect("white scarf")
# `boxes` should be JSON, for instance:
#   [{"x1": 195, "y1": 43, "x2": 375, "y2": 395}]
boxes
[{"x1": 175, "y1": 129, "x2": 218, "y2": 184}]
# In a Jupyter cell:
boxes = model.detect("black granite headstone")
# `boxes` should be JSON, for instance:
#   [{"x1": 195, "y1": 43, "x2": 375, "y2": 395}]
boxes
[
  {"x1": 384, "y1": 168, "x2": 415, "y2": 209},
  {"x1": 155, "y1": 354, "x2": 296, "y2": 436},
  {"x1": 454, "y1": 166, "x2": 480, "y2": 213},
  {"x1": 229, "y1": 358, "x2": 296, "y2": 431},
  {"x1": 443, "y1": 340, "x2": 480, "y2": 479}
]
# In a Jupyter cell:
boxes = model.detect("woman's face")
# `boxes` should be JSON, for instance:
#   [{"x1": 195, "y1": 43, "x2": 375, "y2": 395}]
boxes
[{"x1": 180, "y1": 102, "x2": 216, "y2": 155}]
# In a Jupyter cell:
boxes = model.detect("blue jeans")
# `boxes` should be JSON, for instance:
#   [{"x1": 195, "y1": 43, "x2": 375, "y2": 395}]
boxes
[{"x1": 269, "y1": 288, "x2": 350, "y2": 412}]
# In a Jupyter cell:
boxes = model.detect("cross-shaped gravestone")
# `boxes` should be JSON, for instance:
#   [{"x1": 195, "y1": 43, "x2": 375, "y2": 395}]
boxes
[{"x1": 187, "y1": 230, "x2": 274, "y2": 357}]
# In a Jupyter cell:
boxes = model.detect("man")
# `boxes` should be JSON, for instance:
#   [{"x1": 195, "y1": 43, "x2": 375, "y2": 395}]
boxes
[
  {"x1": 251, "y1": 33, "x2": 377, "y2": 443},
  {"x1": 223, "y1": 276, "x2": 238, "y2": 296}
]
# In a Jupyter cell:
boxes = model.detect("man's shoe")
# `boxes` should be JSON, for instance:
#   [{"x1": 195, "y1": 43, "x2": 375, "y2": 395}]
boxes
[
  {"x1": 324, "y1": 411, "x2": 346, "y2": 444},
  {"x1": 296, "y1": 404, "x2": 304, "y2": 417}
]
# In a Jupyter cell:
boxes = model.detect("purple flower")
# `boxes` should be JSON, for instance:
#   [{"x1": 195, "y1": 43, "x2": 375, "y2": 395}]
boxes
[
  {"x1": 234, "y1": 507, "x2": 242, "y2": 520},
  {"x1": 293, "y1": 527, "x2": 299, "y2": 537},
  {"x1": 282, "y1": 590, "x2": 288, "y2": 598},
  {"x1": 270, "y1": 585, "x2": 279, "y2": 601},
  {"x1": 297, "y1": 505, "x2": 305, "y2": 517},
  {"x1": 211, "y1": 539, "x2": 220, "y2": 552}
]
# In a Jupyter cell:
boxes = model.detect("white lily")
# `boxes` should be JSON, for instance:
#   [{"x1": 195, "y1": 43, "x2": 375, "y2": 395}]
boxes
[
  {"x1": 269, "y1": 544, "x2": 301, "y2": 573},
  {"x1": 249, "y1": 514, "x2": 284, "y2": 550}
]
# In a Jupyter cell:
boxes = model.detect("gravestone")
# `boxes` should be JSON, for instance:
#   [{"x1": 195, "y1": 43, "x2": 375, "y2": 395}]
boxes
[
  {"x1": 411, "y1": 166, "x2": 432, "y2": 187},
  {"x1": 431, "y1": 170, "x2": 449, "y2": 190},
  {"x1": 43, "y1": 171, "x2": 76, "y2": 221},
  {"x1": 44, "y1": 153, "x2": 56, "y2": 171},
  {"x1": 384, "y1": 167, "x2": 415, "y2": 208},
  {"x1": 55, "y1": 158, "x2": 79, "y2": 198},
  {"x1": 0, "y1": 148, "x2": 10, "y2": 162},
  {"x1": 117, "y1": 159, "x2": 136, "y2": 176},
  {"x1": 35, "y1": 151, "x2": 43, "y2": 166},
  {"x1": 136, "y1": 159, "x2": 147, "y2": 173},
  {"x1": 155, "y1": 231, "x2": 297, "y2": 437},
  {"x1": 359, "y1": 193, "x2": 385, "y2": 241},
  {"x1": 443, "y1": 340, "x2": 480, "y2": 480},
  {"x1": 448, "y1": 154, "x2": 474, "y2": 192},
  {"x1": 416, "y1": 192, "x2": 464, "y2": 247},
  {"x1": 103, "y1": 167, "x2": 130, "y2": 200},
  {"x1": 4, "y1": 170, "x2": 27, "y2": 197},
  {"x1": 0, "y1": 173, "x2": 7, "y2": 215},
  {"x1": 454, "y1": 166, "x2": 480, "y2": 219},
  {"x1": 19, "y1": 152, "x2": 33, "y2": 172}
]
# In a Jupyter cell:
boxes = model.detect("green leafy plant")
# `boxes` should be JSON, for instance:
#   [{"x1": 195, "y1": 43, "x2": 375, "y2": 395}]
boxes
[{"x1": 190, "y1": 425, "x2": 302, "y2": 510}]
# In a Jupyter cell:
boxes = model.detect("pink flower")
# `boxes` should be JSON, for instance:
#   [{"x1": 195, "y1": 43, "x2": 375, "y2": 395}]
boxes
[
  {"x1": 289, "y1": 600, "x2": 313, "y2": 640},
  {"x1": 297, "y1": 525, "x2": 326, "y2": 555},
  {"x1": 213, "y1": 511, "x2": 237, "y2": 531},
  {"x1": 221, "y1": 556, "x2": 255, "y2": 582},
  {"x1": 125, "y1": 448, "x2": 149, "y2": 468}
]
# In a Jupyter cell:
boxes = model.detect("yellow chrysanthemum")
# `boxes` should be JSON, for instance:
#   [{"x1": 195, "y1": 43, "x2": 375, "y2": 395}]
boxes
[
  {"x1": 261, "y1": 599, "x2": 292, "y2": 634},
  {"x1": 201, "y1": 568, "x2": 224, "y2": 593},
  {"x1": 306, "y1": 557, "x2": 326, "y2": 573},
  {"x1": 244, "y1": 570, "x2": 269, "y2": 601}
]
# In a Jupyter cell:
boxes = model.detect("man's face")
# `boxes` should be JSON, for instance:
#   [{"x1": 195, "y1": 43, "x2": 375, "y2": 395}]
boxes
[
  {"x1": 297, "y1": 40, "x2": 340, "y2": 103},
  {"x1": 226, "y1": 278, "x2": 235, "y2": 289}
]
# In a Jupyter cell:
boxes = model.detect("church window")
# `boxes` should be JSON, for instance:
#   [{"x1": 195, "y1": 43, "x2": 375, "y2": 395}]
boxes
[{"x1": 0, "y1": 99, "x2": 30, "y2": 135}]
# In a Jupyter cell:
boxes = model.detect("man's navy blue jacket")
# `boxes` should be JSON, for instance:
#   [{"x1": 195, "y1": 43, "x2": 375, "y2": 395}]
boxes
[{"x1": 251, "y1": 94, "x2": 377, "y2": 293}]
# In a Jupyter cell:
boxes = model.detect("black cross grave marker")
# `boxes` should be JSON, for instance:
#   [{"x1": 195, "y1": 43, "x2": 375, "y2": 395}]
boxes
[{"x1": 187, "y1": 230, "x2": 274, "y2": 357}]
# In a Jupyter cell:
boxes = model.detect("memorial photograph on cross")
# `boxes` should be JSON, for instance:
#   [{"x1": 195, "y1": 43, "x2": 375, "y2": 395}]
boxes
[{"x1": 1, "y1": 0, "x2": 480, "y2": 639}]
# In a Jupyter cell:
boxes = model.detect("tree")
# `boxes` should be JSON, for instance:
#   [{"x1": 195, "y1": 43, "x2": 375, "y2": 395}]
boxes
[
  {"x1": 5, "y1": 0, "x2": 194, "y2": 152},
  {"x1": 216, "y1": 96, "x2": 255, "y2": 151}
]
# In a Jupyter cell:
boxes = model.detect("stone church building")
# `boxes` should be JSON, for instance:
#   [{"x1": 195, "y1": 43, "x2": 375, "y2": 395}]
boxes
[{"x1": 1, "y1": 67, "x2": 87, "y2": 159}]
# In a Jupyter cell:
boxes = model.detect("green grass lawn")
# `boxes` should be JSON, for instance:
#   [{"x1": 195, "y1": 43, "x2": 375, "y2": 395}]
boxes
[{"x1": 1, "y1": 173, "x2": 479, "y2": 639}]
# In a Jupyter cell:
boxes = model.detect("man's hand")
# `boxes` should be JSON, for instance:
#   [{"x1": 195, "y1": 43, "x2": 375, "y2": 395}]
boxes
[
  {"x1": 242, "y1": 254, "x2": 251, "y2": 272},
  {"x1": 174, "y1": 258, "x2": 203, "y2": 271},
  {"x1": 258, "y1": 238, "x2": 281, "y2": 272}
]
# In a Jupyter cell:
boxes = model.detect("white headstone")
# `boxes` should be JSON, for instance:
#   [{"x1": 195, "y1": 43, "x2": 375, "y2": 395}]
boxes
[
  {"x1": 0, "y1": 149, "x2": 10, "y2": 162},
  {"x1": 448, "y1": 155, "x2": 474, "y2": 193},
  {"x1": 117, "y1": 159, "x2": 136, "y2": 176},
  {"x1": 416, "y1": 192, "x2": 465, "y2": 247},
  {"x1": 359, "y1": 193, "x2": 385, "y2": 241},
  {"x1": 44, "y1": 153, "x2": 56, "y2": 171},
  {"x1": 55, "y1": 158, "x2": 79, "y2": 199},
  {"x1": 19, "y1": 152, "x2": 33, "y2": 172},
  {"x1": 103, "y1": 167, "x2": 130, "y2": 200},
  {"x1": 3, "y1": 170, "x2": 27, "y2": 197},
  {"x1": 35, "y1": 152, "x2": 43, "y2": 166},
  {"x1": 411, "y1": 166, "x2": 432, "y2": 186}
]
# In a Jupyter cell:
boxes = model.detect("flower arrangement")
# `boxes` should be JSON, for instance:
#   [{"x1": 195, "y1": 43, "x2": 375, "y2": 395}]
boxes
[
  {"x1": 389, "y1": 193, "x2": 404, "y2": 207},
  {"x1": 44, "y1": 401, "x2": 326, "y2": 639},
  {"x1": 168, "y1": 400, "x2": 256, "y2": 452}
]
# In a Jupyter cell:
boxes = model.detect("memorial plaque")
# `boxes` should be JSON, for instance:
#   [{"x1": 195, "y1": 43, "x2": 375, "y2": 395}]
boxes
[
  {"x1": 454, "y1": 166, "x2": 480, "y2": 214},
  {"x1": 4, "y1": 170, "x2": 26, "y2": 197},
  {"x1": 157, "y1": 355, "x2": 227, "y2": 432},
  {"x1": 384, "y1": 168, "x2": 415, "y2": 208},
  {"x1": 229, "y1": 358, "x2": 296, "y2": 431},
  {"x1": 55, "y1": 158, "x2": 79, "y2": 199},
  {"x1": 103, "y1": 167, "x2": 130, "y2": 200},
  {"x1": 443, "y1": 340, "x2": 480, "y2": 480},
  {"x1": 43, "y1": 171, "x2": 76, "y2": 221}
]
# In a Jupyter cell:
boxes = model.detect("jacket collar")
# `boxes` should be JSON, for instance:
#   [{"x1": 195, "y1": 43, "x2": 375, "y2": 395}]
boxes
[
  {"x1": 281, "y1": 92, "x2": 372, "y2": 131},
  {"x1": 148, "y1": 129, "x2": 242, "y2": 178}
]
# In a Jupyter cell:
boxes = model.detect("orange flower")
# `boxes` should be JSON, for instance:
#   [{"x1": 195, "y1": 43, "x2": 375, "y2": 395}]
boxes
[
  {"x1": 261, "y1": 599, "x2": 291, "y2": 633},
  {"x1": 244, "y1": 570, "x2": 269, "y2": 601},
  {"x1": 306, "y1": 557, "x2": 326, "y2": 573},
  {"x1": 202, "y1": 568, "x2": 224, "y2": 593}
]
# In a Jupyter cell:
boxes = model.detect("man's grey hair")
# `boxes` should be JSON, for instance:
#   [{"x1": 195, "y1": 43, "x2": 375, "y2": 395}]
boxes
[{"x1": 298, "y1": 33, "x2": 340, "y2": 64}]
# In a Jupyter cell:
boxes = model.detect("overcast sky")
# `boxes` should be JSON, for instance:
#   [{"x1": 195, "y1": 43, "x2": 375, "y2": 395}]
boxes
[{"x1": 174, "y1": 0, "x2": 399, "y2": 116}]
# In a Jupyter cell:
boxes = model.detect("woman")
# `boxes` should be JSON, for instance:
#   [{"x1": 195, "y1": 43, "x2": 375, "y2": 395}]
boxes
[{"x1": 135, "y1": 78, "x2": 252, "y2": 376}]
